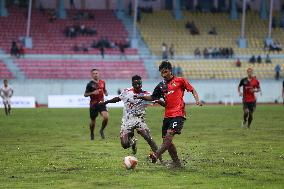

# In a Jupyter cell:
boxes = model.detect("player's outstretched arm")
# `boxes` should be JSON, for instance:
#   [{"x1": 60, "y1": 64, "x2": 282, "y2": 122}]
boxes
[
  {"x1": 134, "y1": 95, "x2": 154, "y2": 101},
  {"x1": 101, "y1": 97, "x2": 121, "y2": 105},
  {"x1": 192, "y1": 89, "x2": 202, "y2": 106},
  {"x1": 154, "y1": 100, "x2": 166, "y2": 107}
]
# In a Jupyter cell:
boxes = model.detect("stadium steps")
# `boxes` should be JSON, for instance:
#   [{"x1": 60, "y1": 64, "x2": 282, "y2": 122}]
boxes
[
  {"x1": 1, "y1": 57, "x2": 25, "y2": 80},
  {"x1": 119, "y1": 14, "x2": 152, "y2": 58}
]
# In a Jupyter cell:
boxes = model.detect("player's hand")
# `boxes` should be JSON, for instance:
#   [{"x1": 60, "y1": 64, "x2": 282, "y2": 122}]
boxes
[{"x1": 196, "y1": 101, "x2": 202, "y2": 106}]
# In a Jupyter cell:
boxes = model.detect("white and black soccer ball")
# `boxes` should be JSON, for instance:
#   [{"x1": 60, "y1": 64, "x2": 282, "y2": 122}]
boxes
[{"x1": 124, "y1": 156, "x2": 138, "y2": 170}]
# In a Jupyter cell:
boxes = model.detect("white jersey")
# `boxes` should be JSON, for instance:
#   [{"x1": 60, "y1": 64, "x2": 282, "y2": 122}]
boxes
[
  {"x1": 0, "y1": 85, "x2": 13, "y2": 99},
  {"x1": 119, "y1": 88, "x2": 150, "y2": 120}
]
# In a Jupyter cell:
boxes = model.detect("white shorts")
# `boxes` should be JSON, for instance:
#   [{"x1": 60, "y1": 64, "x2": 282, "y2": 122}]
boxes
[
  {"x1": 120, "y1": 117, "x2": 150, "y2": 135},
  {"x1": 2, "y1": 98, "x2": 11, "y2": 106}
]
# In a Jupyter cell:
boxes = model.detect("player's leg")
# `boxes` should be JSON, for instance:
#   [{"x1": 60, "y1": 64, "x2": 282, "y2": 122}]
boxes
[
  {"x1": 3, "y1": 101, "x2": 8, "y2": 116},
  {"x1": 242, "y1": 103, "x2": 249, "y2": 127},
  {"x1": 99, "y1": 111, "x2": 108, "y2": 139},
  {"x1": 89, "y1": 107, "x2": 98, "y2": 140},
  {"x1": 149, "y1": 118, "x2": 184, "y2": 166},
  {"x1": 138, "y1": 129, "x2": 158, "y2": 152},
  {"x1": 120, "y1": 131, "x2": 131, "y2": 149},
  {"x1": 7, "y1": 99, "x2": 11, "y2": 115},
  {"x1": 247, "y1": 103, "x2": 256, "y2": 128}
]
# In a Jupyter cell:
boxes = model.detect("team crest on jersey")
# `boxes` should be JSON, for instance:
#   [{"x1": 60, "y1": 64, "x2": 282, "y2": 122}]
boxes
[{"x1": 172, "y1": 82, "x2": 176, "y2": 87}]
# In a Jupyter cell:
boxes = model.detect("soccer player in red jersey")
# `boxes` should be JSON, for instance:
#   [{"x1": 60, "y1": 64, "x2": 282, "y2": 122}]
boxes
[
  {"x1": 135, "y1": 60, "x2": 202, "y2": 167},
  {"x1": 238, "y1": 68, "x2": 261, "y2": 128},
  {"x1": 84, "y1": 69, "x2": 109, "y2": 140}
]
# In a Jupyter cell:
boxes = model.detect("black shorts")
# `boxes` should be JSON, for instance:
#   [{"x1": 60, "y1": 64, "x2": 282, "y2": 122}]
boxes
[
  {"x1": 243, "y1": 102, "x2": 256, "y2": 113},
  {"x1": 89, "y1": 103, "x2": 107, "y2": 120},
  {"x1": 162, "y1": 117, "x2": 185, "y2": 138}
]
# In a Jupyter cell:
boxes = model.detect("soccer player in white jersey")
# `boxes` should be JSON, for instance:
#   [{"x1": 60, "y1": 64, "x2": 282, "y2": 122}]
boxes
[
  {"x1": 0, "y1": 79, "x2": 13, "y2": 116},
  {"x1": 101, "y1": 75, "x2": 162, "y2": 156}
]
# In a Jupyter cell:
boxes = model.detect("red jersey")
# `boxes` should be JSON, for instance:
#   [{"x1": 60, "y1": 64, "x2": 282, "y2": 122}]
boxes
[
  {"x1": 85, "y1": 79, "x2": 106, "y2": 106},
  {"x1": 152, "y1": 76, "x2": 194, "y2": 118},
  {"x1": 239, "y1": 77, "x2": 260, "y2": 102}
]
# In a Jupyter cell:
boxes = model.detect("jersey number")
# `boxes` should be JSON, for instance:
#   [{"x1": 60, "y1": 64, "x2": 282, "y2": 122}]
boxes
[{"x1": 172, "y1": 122, "x2": 178, "y2": 128}]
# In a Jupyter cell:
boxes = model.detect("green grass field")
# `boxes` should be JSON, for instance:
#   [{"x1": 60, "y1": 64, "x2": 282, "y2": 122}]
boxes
[{"x1": 0, "y1": 105, "x2": 283, "y2": 189}]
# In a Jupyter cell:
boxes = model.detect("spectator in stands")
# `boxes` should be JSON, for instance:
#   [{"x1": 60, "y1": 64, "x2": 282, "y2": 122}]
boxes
[
  {"x1": 70, "y1": 0, "x2": 75, "y2": 9},
  {"x1": 99, "y1": 45, "x2": 105, "y2": 59},
  {"x1": 208, "y1": 27, "x2": 217, "y2": 35},
  {"x1": 79, "y1": 24, "x2": 86, "y2": 35},
  {"x1": 87, "y1": 26, "x2": 97, "y2": 35},
  {"x1": 185, "y1": 21, "x2": 199, "y2": 35},
  {"x1": 229, "y1": 48, "x2": 234, "y2": 58},
  {"x1": 125, "y1": 38, "x2": 131, "y2": 48},
  {"x1": 269, "y1": 40, "x2": 282, "y2": 52},
  {"x1": 18, "y1": 44, "x2": 25, "y2": 57},
  {"x1": 257, "y1": 55, "x2": 262, "y2": 64},
  {"x1": 275, "y1": 64, "x2": 281, "y2": 80},
  {"x1": 235, "y1": 59, "x2": 241, "y2": 67},
  {"x1": 169, "y1": 44, "x2": 175, "y2": 59},
  {"x1": 203, "y1": 48, "x2": 209, "y2": 58},
  {"x1": 119, "y1": 42, "x2": 126, "y2": 59},
  {"x1": 161, "y1": 43, "x2": 168, "y2": 59},
  {"x1": 48, "y1": 10, "x2": 57, "y2": 23},
  {"x1": 249, "y1": 55, "x2": 256, "y2": 64},
  {"x1": 265, "y1": 54, "x2": 272, "y2": 64},
  {"x1": 10, "y1": 41, "x2": 19, "y2": 58},
  {"x1": 194, "y1": 48, "x2": 201, "y2": 57}
]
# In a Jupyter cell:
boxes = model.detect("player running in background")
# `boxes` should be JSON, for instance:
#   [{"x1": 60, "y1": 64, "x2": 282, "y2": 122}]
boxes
[
  {"x1": 0, "y1": 79, "x2": 13, "y2": 116},
  {"x1": 84, "y1": 69, "x2": 108, "y2": 140},
  {"x1": 282, "y1": 80, "x2": 284, "y2": 105},
  {"x1": 238, "y1": 68, "x2": 261, "y2": 128},
  {"x1": 101, "y1": 75, "x2": 162, "y2": 156},
  {"x1": 135, "y1": 60, "x2": 202, "y2": 168}
]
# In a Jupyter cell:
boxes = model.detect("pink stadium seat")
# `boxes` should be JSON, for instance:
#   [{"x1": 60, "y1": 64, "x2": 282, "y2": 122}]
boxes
[
  {"x1": 0, "y1": 7, "x2": 137, "y2": 55},
  {"x1": 15, "y1": 59, "x2": 147, "y2": 79},
  {"x1": 0, "y1": 60, "x2": 14, "y2": 79}
]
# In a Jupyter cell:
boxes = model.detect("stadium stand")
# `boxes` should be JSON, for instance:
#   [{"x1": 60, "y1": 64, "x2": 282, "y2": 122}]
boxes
[
  {"x1": 158, "y1": 59, "x2": 284, "y2": 79},
  {"x1": 0, "y1": 60, "x2": 14, "y2": 79},
  {"x1": 14, "y1": 59, "x2": 147, "y2": 79},
  {"x1": 138, "y1": 11, "x2": 284, "y2": 56},
  {"x1": 0, "y1": 7, "x2": 137, "y2": 55}
]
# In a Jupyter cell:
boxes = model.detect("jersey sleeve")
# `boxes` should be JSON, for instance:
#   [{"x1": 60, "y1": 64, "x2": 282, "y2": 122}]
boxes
[
  {"x1": 151, "y1": 84, "x2": 162, "y2": 100},
  {"x1": 183, "y1": 78, "x2": 194, "y2": 92},
  {"x1": 255, "y1": 79, "x2": 260, "y2": 89},
  {"x1": 239, "y1": 78, "x2": 244, "y2": 87},
  {"x1": 102, "y1": 81, "x2": 107, "y2": 94},
  {"x1": 85, "y1": 82, "x2": 93, "y2": 93}
]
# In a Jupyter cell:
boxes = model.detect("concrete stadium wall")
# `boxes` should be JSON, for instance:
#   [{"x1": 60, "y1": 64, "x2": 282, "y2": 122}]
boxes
[{"x1": 9, "y1": 79, "x2": 283, "y2": 104}]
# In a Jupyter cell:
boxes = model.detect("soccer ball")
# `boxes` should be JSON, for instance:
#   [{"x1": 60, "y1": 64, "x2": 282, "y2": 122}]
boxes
[{"x1": 124, "y1": 156, "x2": 138, "y2": 170}]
